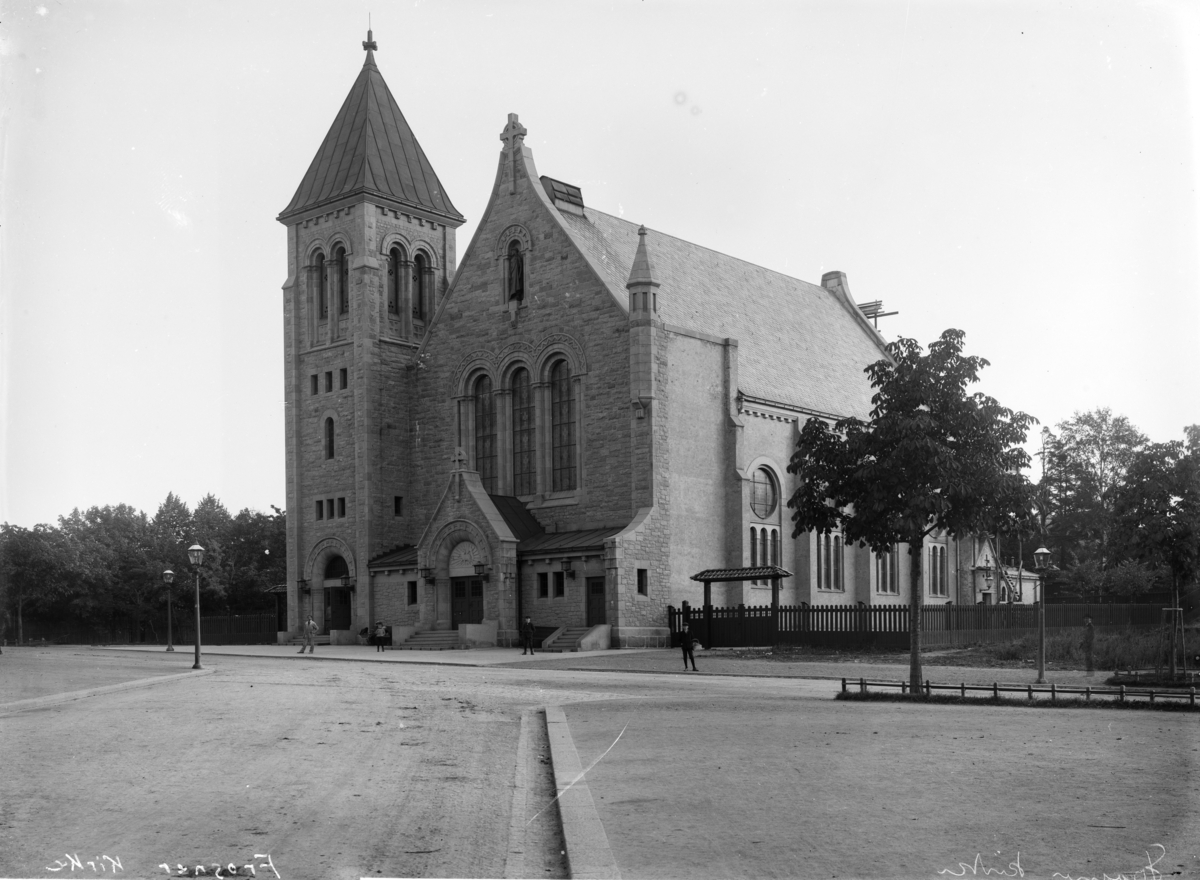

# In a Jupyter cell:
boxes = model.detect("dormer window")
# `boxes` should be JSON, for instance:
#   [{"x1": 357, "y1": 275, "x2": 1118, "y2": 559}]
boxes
[{"x1": 506, "y1": 240, "x2": 524, "y2": 302}]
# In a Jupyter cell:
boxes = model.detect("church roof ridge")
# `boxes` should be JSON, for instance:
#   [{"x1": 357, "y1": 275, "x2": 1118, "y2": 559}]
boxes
[
  {"x1": 278, "y1": 33, "x2": 464, "y2": 224},
  {"x1": 554, "y1": 205, "x2": 889, "y2": 419}
]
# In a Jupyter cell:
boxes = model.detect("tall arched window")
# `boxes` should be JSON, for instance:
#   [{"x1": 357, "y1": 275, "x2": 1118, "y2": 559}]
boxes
[
  {"x1": 334, "y1": 245, "x2": 349, "y2": 315},
  {"x1": 324, "y1": 417, "x2": 335, "y2": 460},
  {"x1": 818, "y1": 533, "x2": 844, "y2": 591},
  {"x1": 474, "y1": 375, "x2": 496, "y2": 493},
  {"x1": 550, "y1": 360, "x2": 576, "y2": 491},
  {"x1": 750, "y1": 527, "x2": 759, "y2": 567},
  {"x1": 511, "y1": 368, "x2": 535, "y2": 495},
  {"x1": 412, "y1": 252, "x2": 428, "y2": 321},
  {"x1": 387, "y1": 246, "x2": 403, "y2": 314},
  {"x1": 506, "y1": 240, "x2": 525, "y2": 302},
  {"x1": 314, "y1": 251, "x2": 328, "y2": 318}
]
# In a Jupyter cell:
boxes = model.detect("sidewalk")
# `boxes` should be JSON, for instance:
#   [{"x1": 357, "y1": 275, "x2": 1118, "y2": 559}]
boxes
[{"x1": 97, "y1": 642, "x2": 1107, "y2": 687}]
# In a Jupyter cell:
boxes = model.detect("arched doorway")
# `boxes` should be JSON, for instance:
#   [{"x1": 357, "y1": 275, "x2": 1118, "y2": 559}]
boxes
[
  {"x1": 323, "y1": 555, "x2": 351, "y2": 634},
  {"x1": 449, "y1": 542, "x2": 484, "y2": 628}
]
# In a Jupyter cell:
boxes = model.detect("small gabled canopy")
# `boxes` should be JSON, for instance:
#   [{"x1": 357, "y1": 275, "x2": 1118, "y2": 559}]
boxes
[
  {"x1": 690, "y1": 566, "x2": 792, "y2": 583},
  {"x1": 278, "y1": 32, "x2": 464, "y2": 225}
]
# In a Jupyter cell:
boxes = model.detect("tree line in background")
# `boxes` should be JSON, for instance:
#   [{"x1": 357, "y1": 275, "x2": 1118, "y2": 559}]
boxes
[
  {"x1": 0, "y1": 493, "x2": 285, "y2": 644},
  {"x1": 1034, "y1": 411, "x2": 1200, "y2": 604}
]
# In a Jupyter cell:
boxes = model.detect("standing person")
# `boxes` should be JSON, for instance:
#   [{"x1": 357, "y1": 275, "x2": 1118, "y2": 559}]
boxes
[
  {"x1": 299, "y1": 615, "x2": 318, "y2": 654},
  {"x1": 520, "y1": 616, "x2": 536, "y2": 655},
  {"x1": 374, "y1": 621, "x2": 387, "y2": 653},
  {"x1": 1082, "y1": 614, "x2": 1095, "y2": 676},
  {"x1": 680, "y1": 622, "x2": 698, "y2": 671}
]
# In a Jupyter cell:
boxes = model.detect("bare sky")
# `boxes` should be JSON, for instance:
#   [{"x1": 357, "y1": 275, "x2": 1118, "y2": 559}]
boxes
[{"x1": 2, "y1": 0, "x2": 1198, "y2": 528}]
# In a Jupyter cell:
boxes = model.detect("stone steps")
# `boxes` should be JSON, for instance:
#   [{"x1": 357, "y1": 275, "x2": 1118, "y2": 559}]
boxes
[
  {"x1": 542, "y1": 626, "x2": 594, "y2": 653},
  {"x1": 394, "y1": 630, "x2": 462, "y2": 651}
]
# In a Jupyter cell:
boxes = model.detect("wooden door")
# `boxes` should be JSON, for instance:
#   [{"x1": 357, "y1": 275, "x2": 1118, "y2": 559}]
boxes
[
  {"x1": 452, "y1": 577, "x2": 485, "y2": 627},
  {"x1": 586, "y1": 577, "x2": 606, "y2": 626},
  {"x1": 326, "y1": 587, "x2": 352, "y2": 632}
]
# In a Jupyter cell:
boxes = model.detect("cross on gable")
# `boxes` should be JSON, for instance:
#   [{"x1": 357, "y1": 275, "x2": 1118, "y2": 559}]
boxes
[
  {"x1": 451, "y1": 447, "x2": 468, "y2": 467},
  {"x1": 499, "y1": 113, "x2": 527, "y2": 151}
]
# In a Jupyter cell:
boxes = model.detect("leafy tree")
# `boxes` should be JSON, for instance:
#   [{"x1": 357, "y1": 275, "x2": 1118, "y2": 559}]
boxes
[
  {"x1": 787, "y1": 329, "x2": 1036, "y2": 691},
  {"x1": 1112, "y1": 440, "x2": 1200, "y2": 601},
  {"x1": 1103, "y1": 561, "x2": 1161, "y2": 599},
  {"x1": 1039, "y1": 408, "x2": 1147, "y2": 570},
  {"x1": 0, "y1": 523, "x2": 71, "y2": 643}
]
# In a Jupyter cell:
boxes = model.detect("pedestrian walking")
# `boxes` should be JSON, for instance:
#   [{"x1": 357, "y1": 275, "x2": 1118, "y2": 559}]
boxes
[
  {"x1": 374, "y1": 621, "x2": 388, "y2": 652},
  {"x1": 680, "y1": 622, "x2": 698, "y2": 671},
  {"x1": 1082, "y1": 614, "x2": 1095, "y2": 676},
  {"x1": 299, "y1": 615, "x2": 318, "y2": 654},
  {"x1": 520, "y1": 616, "x2": 536, "y2": 655}
]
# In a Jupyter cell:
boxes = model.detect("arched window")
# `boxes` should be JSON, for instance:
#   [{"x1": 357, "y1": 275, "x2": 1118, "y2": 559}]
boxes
[
  {"x1": 474, "y1": 375, "x2": 496, "y2": 493},
  {"x1": 760, "y1": 529, "x2": 769, "y2": 574},
  {"x1": 750, "y1": 527, "x2": 759, "y2": 567},
  {"x1": 930, "y1": 545, "x2": 948, "y2": 597},
  {"x1": 506, "y1": 240, "x2": 525, "y2": 302},
  {"x1": 334, "y1": 245, "x2": 349, "y2": 315},
  {"x1": 387, "y1": 246, "x2": 402, "y2": 314},
  {"x1": 324, "y1": 417, "x2": 335, "y2": 460},
  {"x1": 314, "y1": 251, "x2": 328, "y2": 318},
  {"x1": 511, "y1": 368, "x2": 535, "y2": 495},
  {"x1": 817, "y1": 533, "x2": 844, "y2": 591},
  {"x1": 550, "y1": 360, "x2": 576, "y2": 491},
  {"x1": 412, "y1": 252, "x2": 428, "y2": 322},
  {"x1": 877, "y1": 547, "x2": 899, "y2": 594},
  {"x1": 751, "y1": 468, "x2": 778, "y2": 518}
]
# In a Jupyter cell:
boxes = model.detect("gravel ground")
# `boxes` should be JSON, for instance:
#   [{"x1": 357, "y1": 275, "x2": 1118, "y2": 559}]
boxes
[{"x1": 0, "y1": 646, "x2": 186, "y2": 703}]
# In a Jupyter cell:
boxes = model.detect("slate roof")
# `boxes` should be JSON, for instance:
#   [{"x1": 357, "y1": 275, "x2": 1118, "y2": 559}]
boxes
[
  {"x1": 517, "y1": 527, "x2": 625, "y2": 555},
  {"x1": 368, "y1": 544, "x2": 418, "y2": 569},
  {"x1": 690, "y1": 566, "x2": 793, "y2": 582},
  {"x1": 489, "y1": 495, "x2": 545, "y2": 542},
  {"x1": 556, "y1": 209, "x2": 888, "y2": 419},
  {"x1": 278, "y1": 49, "x2": 463, "y2": 223}
]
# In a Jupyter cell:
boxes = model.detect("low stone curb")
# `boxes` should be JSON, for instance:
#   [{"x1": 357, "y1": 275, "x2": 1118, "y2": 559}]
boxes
[
  {"x1": 544, "y1": 705, "x2": 622, "y2": 880},
  {"x1": 0, "y1": 668, "x2": 216, "y2": 716}
]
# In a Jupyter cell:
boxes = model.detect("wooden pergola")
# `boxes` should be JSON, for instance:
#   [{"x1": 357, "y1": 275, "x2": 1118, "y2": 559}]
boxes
[{"x1": 688, "y1": 565, "x2": 792, "y2": 648}]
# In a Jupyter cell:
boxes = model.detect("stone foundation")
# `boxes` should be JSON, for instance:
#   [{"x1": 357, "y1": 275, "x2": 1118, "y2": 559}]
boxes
[{"x1": 611, "y1": 626, "x2": 671, "y2": 648}]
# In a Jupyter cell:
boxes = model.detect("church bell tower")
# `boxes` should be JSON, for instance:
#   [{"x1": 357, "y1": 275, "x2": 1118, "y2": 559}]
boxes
[{"x1": 277, "y1": 31, "x2": 465, "y2": 637}]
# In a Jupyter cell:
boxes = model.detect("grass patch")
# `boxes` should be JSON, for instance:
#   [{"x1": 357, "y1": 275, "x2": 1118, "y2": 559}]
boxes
[{"x1": 835, "y1": 690, "x2": 1199, "y2": 712}]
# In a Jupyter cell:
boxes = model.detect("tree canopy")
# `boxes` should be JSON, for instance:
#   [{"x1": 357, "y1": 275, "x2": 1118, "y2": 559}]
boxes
[{"x1": 787, "y1": 329, "x2": 1036, "y2": 690}]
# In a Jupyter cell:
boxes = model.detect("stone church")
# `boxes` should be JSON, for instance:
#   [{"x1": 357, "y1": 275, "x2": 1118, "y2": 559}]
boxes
[{"x1": 279, "y1": 35, "x2": 993, "y2": 649}]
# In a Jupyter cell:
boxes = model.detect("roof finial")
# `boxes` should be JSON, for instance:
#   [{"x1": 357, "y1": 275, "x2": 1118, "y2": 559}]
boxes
[{"x1": 363, "y1": 19, "x2": 378, "y2": 54}]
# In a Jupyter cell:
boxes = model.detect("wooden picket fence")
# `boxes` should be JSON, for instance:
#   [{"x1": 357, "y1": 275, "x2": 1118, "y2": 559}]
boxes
[{"x1": 668, "y1": 603, "x2": 1165, "y2": 650}]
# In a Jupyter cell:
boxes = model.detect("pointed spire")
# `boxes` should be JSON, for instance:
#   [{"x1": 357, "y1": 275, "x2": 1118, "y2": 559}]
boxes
[
  {"x1": 626, "y1": 226, "x2": 660, "y2": 289},
  {"x1": 362, "y1": 26, "x2": 378, "y2": 68}
]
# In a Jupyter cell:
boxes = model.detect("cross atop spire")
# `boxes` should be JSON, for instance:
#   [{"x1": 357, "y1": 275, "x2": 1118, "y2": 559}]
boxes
[{"x1": 499, "y1": 113, "x2": 527, "y2": 151}]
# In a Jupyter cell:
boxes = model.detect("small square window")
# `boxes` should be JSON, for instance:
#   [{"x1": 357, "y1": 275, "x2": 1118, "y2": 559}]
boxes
[
  {"x1": 337, "y1": 497, "x2": 346, "y2": 518},
  {"x1": 394, "y1": 496, "x2": 403, "y2": 516},
  {"x1": 537, "y1": 572, "x2": 549, "y2": 599},
  {"x1": 310, "y1": 374, "x2": 319, "y2": 395},
  {"x1": 637, "y1": 569, "x2": 648, "y2": 595},
  {"x1": 407, "y1": 581, "x2": 418, "y2": 606},
  {"x1": 315, "y1": 500, "x2": 323, "y2": 521},
  {"x1": 553, "y1": 571, "x2": 565, "y2": 598},
  {"x1": 325, "y1": 371, "x2": 333, "y2": 393},
  {"x1": 339, "y1": 368, "x2": 348, "y2": 390}
]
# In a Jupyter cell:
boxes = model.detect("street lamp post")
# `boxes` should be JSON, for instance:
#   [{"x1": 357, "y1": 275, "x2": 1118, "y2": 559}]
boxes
[
  {"x1": 162, "y1": 570, "x2": 175, "y2": 652},
  {"x1": 1033, "y1": 546, "x2": 1050, "y2": 685},
  {"x1": 188, "y1": 544, "x2": 205, "y2": 670}
]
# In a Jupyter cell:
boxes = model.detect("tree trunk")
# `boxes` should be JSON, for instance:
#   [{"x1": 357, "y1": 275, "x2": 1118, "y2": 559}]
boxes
[
  {"x1": 17, "y1": 595, "x2": 24, "y2": 645},
  {"x1": 908, "y1": 538, "x2": 924, "y2": 693}
]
